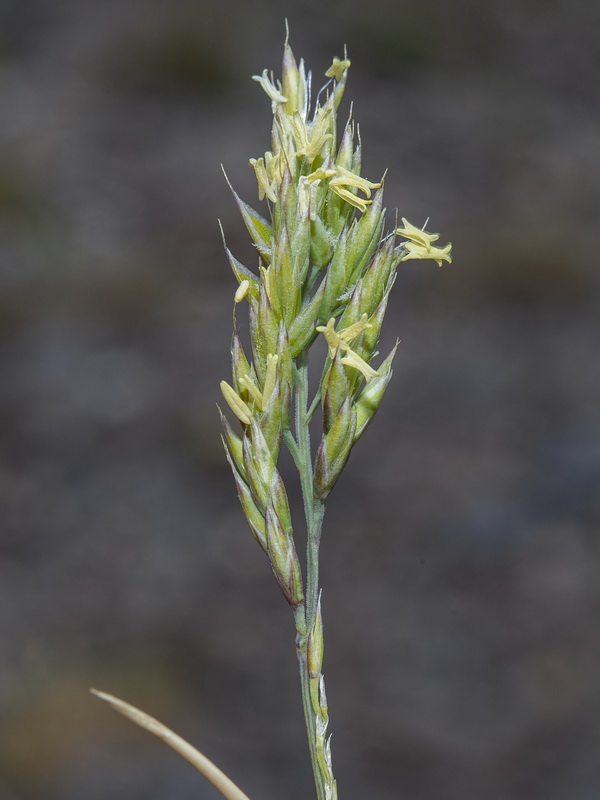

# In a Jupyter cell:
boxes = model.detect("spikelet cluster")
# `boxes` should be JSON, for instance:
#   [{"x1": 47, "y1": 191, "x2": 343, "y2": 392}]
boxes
[{"x1": 220, "y1": 41, "x2": 450, "y2": 597}]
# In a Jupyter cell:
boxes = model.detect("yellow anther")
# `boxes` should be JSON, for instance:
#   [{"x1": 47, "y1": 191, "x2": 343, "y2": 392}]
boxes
[
  {"x1": 293, "y1": 107, "x2": 333, "y2": 162},
  {"x1": 340, "y1": 350, "x2": 378, "y2": 382},
  {"x1": 239, "y1": 374, "x2": 265, "y2": 409},
  {"x1": 220, "y1": 381, "x2": 252, "y2": 425},
  {"x1": 249, "y1": 157, "x2": 278, "y2": 203},
  {"x1": 252, "y1": 70, "x2": 288, "y2": 108},
  {"x1": 238, "y1": 354, "x2": 278, "y2": 413},
  {"x1": 234, "y1": 280, "x2": 250, "y2": 303},
  {"x1": 306, "y1": 167, "x2": 336, "y2": 184},
  {"x1": 307, "y1": 165, "x2": 381, "y2": 214},
  {"x1": 394, "y1": 218, "x2": 440, "y2": 248},
  {"x1": 330, "y1": 186, "x2": 372, "y2": 213},
  {"x1": 401, "y1": 241, "x2": 452, "y2": 268},
  {"x1": 315, "y1": 318, "x2": 340, "y2": 358},
  {"x1": 316, "y1": 317, "x2": 377, "y2": 382},
  {"x1": 395, "y1": 218, "x2": 452, "y2": 267},
  {"x1": 330, "y1": 165, "x2": 380, "y2": 200},
  {"x1": 288, "y1": 114, "x2": 310, "y2": 153},
  {"x1": 338, "y1": 313, "x2": 371, "y2": 344},
  {"x1": 325, "y1": 57, "x2": 351, "y2": 81}
]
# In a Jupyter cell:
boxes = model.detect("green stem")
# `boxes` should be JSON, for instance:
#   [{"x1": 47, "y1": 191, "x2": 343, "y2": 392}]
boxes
[
  {"x1": 294, "y1": 604, "x2": 322, "y2": 800},
  {"x1": 293, "y1": 353, "x2": 327, "y2": 800}
]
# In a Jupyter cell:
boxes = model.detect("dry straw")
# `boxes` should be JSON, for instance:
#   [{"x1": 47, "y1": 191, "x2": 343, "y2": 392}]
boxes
[{"x1": 93, "y1": 30, "x2": 451, "y2": 800}]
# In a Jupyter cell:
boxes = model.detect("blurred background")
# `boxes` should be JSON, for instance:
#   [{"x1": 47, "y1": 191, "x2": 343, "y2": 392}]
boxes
[{"x1": 1, "y1": 0, "x2": 600, "y2": 798}]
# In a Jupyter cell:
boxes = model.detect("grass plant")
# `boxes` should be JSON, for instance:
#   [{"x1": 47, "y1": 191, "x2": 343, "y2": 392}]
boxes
[{"x1": 93, "y1": 30, "x2": 451, "y2": 800}]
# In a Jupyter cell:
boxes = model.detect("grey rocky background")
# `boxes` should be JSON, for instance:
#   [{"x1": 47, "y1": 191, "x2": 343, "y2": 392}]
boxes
[{"x1": 1, "y1": 1, "x2": 600, "y2": 799}]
